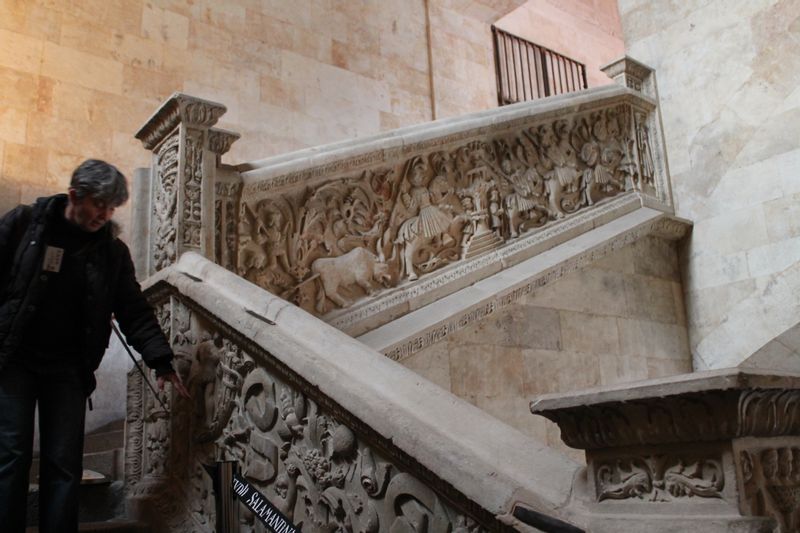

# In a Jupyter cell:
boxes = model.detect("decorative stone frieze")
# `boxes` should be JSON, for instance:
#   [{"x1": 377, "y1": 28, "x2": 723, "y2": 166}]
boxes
[
  {"x1": 595, "y1": 451, "x2": 725, "y2": 502},
  {"x1": 135, "y1": 93, "x2": 240, "y2": 275},
  {"x1": 231, "y1": 87, "x2": 669, "y2": 335},
  {"x1": 532, "y1": 370, "x2": 800, "y2": 530}
]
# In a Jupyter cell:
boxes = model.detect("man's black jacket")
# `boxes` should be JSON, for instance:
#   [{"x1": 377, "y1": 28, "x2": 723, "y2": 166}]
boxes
[{"x1": 0, "y1": 194, "x2": 173, "y2": 394}]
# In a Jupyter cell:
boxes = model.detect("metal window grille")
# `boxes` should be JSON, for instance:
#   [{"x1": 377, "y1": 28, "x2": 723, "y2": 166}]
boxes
[{"x1": 492, "y1": 26, "x2": 588, "y2": 106}]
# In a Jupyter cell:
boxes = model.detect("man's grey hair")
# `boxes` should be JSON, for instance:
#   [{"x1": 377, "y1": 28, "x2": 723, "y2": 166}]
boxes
[{"x1": 70, "y1": 159, "x2": 129, "y2": 206}]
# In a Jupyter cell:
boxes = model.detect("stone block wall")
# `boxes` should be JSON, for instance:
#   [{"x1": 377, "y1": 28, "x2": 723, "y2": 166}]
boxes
[
  {"x1": 401, "y1": 236, "x2": 691, "y2": 460},
  {"x1": 0, "y1": 0, "x2": 625, "y2": 225},
  {"x1": 617, "y1": 0, "x2": 800, "y2": 371}
]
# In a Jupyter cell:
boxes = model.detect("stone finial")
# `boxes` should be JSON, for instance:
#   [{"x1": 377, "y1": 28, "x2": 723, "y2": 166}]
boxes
[
  {"x1": 601, "y1": 56, "x2": 656, "y2": 98},
  {"x1": 135, "y1": 93, "x2": 228, "y2": 150}
]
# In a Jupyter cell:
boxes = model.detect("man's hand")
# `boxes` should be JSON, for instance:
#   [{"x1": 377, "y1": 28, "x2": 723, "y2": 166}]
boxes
[{"x1": 157, "y1": 371, "x2": 190, "y2": 399}]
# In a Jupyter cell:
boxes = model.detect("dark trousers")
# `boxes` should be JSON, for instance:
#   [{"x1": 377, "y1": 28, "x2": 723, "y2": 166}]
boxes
[{"x1": 0, "y1": 361, "x2": 86, "y2": 533}]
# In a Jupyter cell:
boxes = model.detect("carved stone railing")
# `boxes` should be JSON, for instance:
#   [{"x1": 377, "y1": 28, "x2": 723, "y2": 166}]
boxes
[
  {"x1": 125, "y1": 253, "x2": 586, "y2": 532},
  {"x1": 134, "y1": 58, "x2": 672, "y2": 337},
  {"x1": 532, "y1": 370, "x2": 800, "y2": 532}
]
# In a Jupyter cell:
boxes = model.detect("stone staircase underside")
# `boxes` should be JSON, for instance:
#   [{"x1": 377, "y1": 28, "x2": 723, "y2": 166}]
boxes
[{"x1": 358, "y1": 205, "x2": 690, "y2": 359}]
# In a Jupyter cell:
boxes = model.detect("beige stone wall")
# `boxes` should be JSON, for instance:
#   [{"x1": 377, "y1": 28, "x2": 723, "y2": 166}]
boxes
[
  {"x1": 0, "y1": 0, "x2": 437, "y2": 219},
  {"x1": 0, "y1": 0, "x2": 625, "y2": 218},
  {"x1": 495, "y1": 0, "x2": 625, "y2": 88},
  {"x1": 618, "y1": 0, "x2": 800, "y2": 370},
  {"x1": 401, "y1": 236, "x2": 691, "y2": 459}
]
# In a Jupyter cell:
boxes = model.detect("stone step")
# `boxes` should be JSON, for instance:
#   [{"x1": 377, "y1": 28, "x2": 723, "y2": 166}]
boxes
[
  {"x1": 27, "y1": 480, "x2": 127, "y2": 526},
  {"x1": 31, "y1": 447, "x2": 124, "y2": 482},
  {"x1": 466, "y1": 231, "x2": 503, "y2": 258},
  {"x1": 84, "y1": 420, "x2": 125, "y2": 455}
]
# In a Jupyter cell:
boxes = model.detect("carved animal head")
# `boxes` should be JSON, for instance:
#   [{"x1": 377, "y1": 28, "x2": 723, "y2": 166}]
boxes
[{"x1": 373, "y1": 261, "x2": 391, "y2": 286}]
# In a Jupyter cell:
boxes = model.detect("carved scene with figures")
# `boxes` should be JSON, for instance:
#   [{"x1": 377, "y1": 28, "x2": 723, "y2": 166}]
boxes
[{"x1": 237, "y1": 103, "x2": 655, "y2": 318}]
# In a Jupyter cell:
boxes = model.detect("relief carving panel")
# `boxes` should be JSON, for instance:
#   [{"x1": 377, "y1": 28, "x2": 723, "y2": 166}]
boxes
[
  {"x1": 736, "y1": 440, "x2": 800, "y2": 532},
  {"x1": 595, "y1": 453, "x2": 724, "y2": 502},
  {"x1": 238, "y1": 104, "x2": 650, "y2": 319},
  {"x1": 127, "y1": 297, "x2": 494, "y2": 532},
  {"x1": 153, "y1": 134, "x2": 180, "y2": 272}
]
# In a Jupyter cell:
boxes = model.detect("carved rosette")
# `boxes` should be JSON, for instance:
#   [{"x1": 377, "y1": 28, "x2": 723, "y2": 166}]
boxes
[
  {"x1": 126, "y1": 294, "x2": 495, "y2": 532},
  {"x1": 238, "y1": 102, "x2": 657, "y2": 321}
]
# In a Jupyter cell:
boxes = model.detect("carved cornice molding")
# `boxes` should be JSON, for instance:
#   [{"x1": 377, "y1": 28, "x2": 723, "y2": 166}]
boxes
[
  {"x1": 208, "y1": 128, "x2": 240, "y2": 156},
  {"x1": 601, "y1": 56, "x2": 654, "y2": 94},
  {"x1": 136, "y1": 93, "x2": 227, "y2": 150},
  {"x1": 532, "y1": 371, "x2": 800, "y2": 451}
]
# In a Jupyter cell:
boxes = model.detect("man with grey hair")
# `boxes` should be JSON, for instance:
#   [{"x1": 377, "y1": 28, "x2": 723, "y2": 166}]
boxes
[{"x1": 0, "y1": 159, "x2": 189, "y2": 532}]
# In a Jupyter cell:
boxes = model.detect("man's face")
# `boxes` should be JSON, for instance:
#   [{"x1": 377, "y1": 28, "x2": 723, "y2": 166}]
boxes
[{"x1": 66, "y1": 189, "x2": 116, "y2": 232}]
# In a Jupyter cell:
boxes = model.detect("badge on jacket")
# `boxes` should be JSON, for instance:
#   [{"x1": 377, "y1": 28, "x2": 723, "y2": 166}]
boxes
[{"x1": 43, "y1": 246, "x2": 64, "y2": 272}]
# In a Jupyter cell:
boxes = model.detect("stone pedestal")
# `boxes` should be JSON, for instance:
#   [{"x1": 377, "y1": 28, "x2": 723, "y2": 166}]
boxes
[{"x1": 532, "y1": 369, "x2": 800, "y2": 531}]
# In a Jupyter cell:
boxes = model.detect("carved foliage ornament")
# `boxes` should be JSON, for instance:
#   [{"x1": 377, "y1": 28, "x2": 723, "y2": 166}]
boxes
[
  {"x1": 595, "y1": 454, "x2": 724, "y2": 502},
  {"x1": 153, "y1": 134, "x2": 180, "y2": 271},
  {"x1": 182, "y1": 129, "x2": 203, "y2": 248},
  {"x1": 238, "y1": 104, "x2": 654, "y2": 318},
  {"x1": 126, "y1": 298, "x2": 490, "y2": 532}
]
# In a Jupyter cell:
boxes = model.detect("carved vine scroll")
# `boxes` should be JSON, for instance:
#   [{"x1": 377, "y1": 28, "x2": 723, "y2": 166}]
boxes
[
  {"x1": 238, "y1": 103, "x2": 653, "y2": 319},
  {"x1": 126, "y1": 297, "x2": 497, "y2": 532},
  {"x1": 595, "y1": 453, "x2": 724, "y2": 502}
]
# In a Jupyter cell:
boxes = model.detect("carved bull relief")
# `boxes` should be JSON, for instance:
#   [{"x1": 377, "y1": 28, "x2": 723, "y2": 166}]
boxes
[
  {"x1": 238, "y1": 104, "x2": 646, "y2": 318},
  {"x1": 126, "y1": 298, "x2": 492, "y2": 532}
]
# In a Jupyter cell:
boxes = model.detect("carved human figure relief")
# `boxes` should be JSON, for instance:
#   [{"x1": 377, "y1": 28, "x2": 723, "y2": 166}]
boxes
[
  {"x1": 738, "y1": 446, "x2": 800, "y2": 532},
  {"x1": 235, "y1": 104, "x2": 642, "y2": 318}
]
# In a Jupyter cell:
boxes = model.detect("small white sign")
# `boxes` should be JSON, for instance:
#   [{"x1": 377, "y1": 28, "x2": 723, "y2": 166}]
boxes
[{"x1": 42, "y1": 246, "x2": 64, "y2": 273}]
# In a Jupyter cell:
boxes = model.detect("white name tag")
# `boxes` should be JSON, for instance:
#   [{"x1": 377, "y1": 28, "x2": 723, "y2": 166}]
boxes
[{"x1": 43, "y1": 246, "x2": 64, "y2": 273}]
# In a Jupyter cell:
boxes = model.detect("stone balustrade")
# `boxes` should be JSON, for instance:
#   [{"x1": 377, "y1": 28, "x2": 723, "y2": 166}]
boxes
[
  {"x1": 132, "y1": 57, "x2": 673, "y2": 337},
  {"x1": 532, "y1": 370, "x2": 800, "y2": 532},
  {"x1": 125, "y1": 253, "x2": 585, "y2": 532}
]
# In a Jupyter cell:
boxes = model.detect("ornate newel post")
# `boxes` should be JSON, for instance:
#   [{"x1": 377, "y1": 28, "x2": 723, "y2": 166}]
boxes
[
  {"x1": 134, "y1": 93, "x2": 240, "y2": 276},
  {"x1": 602, "y1": 56, "x2": 673, "y2": 209},
  {"x1": 532, "y1": 370, "x2": 800, "y2": 532}
]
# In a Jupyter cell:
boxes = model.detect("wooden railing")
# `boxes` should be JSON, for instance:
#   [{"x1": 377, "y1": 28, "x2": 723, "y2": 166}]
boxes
[{"x1": 492, "y1": 26, "x2": 587, "y2": 105}]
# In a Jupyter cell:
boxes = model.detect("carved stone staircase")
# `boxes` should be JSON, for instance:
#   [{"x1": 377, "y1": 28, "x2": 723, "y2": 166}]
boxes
[{"x1": 119, "y1": 57, "x2": 798, "y2": 532}]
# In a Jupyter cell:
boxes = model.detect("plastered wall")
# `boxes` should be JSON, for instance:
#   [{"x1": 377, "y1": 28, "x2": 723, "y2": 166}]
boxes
[{"x1": 618, "y1": 0, "x2": 800, "y2": 370}]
